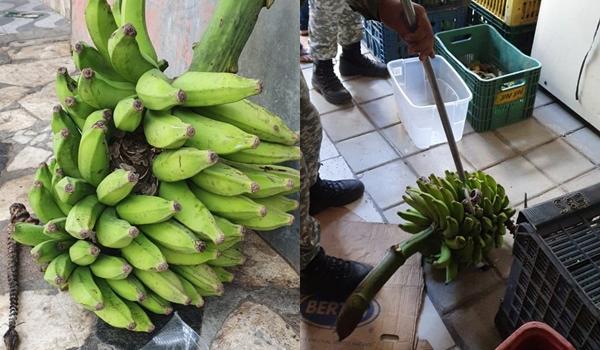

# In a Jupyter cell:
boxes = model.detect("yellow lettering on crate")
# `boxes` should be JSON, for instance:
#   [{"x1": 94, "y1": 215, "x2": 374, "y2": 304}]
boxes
[{"x1": 495, "y1": 85, "x2": 526, "y2": 105}]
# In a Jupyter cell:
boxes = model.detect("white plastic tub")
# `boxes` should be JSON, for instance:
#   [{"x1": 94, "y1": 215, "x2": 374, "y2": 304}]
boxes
[{"x1": 387, "y1": 56, "x2": 472, "y2": 150}]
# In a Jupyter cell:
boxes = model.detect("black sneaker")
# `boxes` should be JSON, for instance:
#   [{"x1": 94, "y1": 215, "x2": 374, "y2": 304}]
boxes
[
  {"x1": 311, "y1": 59, "x2": 352, "y2": 105},
  {"x1": 339, "y1": 42, "x2": 389, "y2": 78},
  {"x1": 301, "y1": 248, "x2": 372, "y2": 301},
  {"x1": 309, "y1": 177, "x2": 364, "y2": 215}
]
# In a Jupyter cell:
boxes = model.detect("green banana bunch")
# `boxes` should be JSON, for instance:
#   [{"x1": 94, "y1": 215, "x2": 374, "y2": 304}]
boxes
[
  {"x1": 116, "y1": 195, "x2": 180, "y2": 225},
  {"x1": 212, "y1": 266, "x2": 234, "y2": 283},
  {"x1": 236, "y1": 167, "x2": 295, "y2": 199},
  {"x1": 121, "y1": 0, "x2": 158, "y2": 64},
  {"x1": 151, "y1": 147, "x2": 218, "y2": 182},
  {"x1": 179, "y1": 276, "x2": 204, "y2": 308},
  {"x1": 135, "y1": 69, "x2": 186, "y2": 110},
  {"x1": 157, "y1": 243, "x2": 218, "y2": 266},
  {"x1": 171, "y1": 265, "x2": 223, "y2": 297},
  {"x1": 55, "y1": 67, "x2": 77, "y2": 105},
  {"x1": 43, "y1": 217, "x2": 72, "y2": 240},
  {"x1": 141, "y1": 220, "x2": 206, "y2": 254},
  {"x1": 78, "y1": 121, "x2": 110, "y2": 186},
  {"x1": 85, "y1": 0, "x2": 118, "y2": 61},
  {"x1": 108, "y1": 23, "x2": 157, "y2": 82},
  {"x1": 138, "y1": 292, "x2": 172, "y2": 315},
  {"x1": 113, "y1": 96, "x2": 144, "y2": 132},
  {"x1": 133, "y1": 269, "x2": 191, "y2": 305},
  {"x1": 120, "y1": 233, "x2": 168, "y2": 272},
  {"x1": 90, "y1": 254, "x2": 133, "y2": 280},
  {"x1": 69, "y1": 240, "x2": 101, "y2": 266},
  {"x1": 78, "y1": 68, "x2": 136, "y2": 109},
  {"x1": 69, "y1": 267, "x2": 105, "y2": 311},
  {"x1": 51, "y1": 105, "x2": 78, "y2": 136},
  {"x1": 82, "y1": 109, "x2": 113, "y2": 132},
  {"x1": 94, "y1": 278, "x2": 137, "y2": 331},
  {"x1": 28, "y1": 180, "x2": 64, "y2": 224},
  {"x1": 65, "y1": 195, "x2": 105, "y2": 239},
  {"x1": 31, "y1": 239, "x2": 73, "y2": 265},
  {"x1": 44, "y1": 253, "x2": 76, "y2": 289},
  {"x1": 207, "y1": 248, "x2": 246, "y2": 267},
  {"x1": 54, "y1": 176, "x2": 95, "y2": 205},
  {"x1": 106, "y1": 275, "x2": 147, "y2": 302},
  {"x1": 223, "y1": 142, "x2": 301, "y2": 165},
  {"x1": 96, "y1": 168, "x2": 139, "y2": 205},
  {"x1": 63, "y1": 95, "x2": 95, "y2": 129},
  {"x1": 54, "y1": 128, "x2": 81, "y2": 178},
  {"x1": 143, "y1": 110, "x2": 195, "y2": 149},
  {"x1": 12, "y1": 222, "x2": 50, "y2": 246},
  {"x1": 95, "y1": 207, "x2": 139, "y2": 248},
  {"x1": 73, "y1": 41, "x2": 123, "y2": 81},
  {"x1": 174, "y1": 108, "x2": 260, "y2": 155},
  {"x1": 124, "y1": 300, "x2": 155, "y2": 332},
  {"x1": 171, "y1": 72, "x2": 262, "y2": 107},
  {"x1": 190, "y1": 185, "x2": 267, "y2": 220},
  {"x1": 190, "y1": 161, "x2": 259, "y2": 196}
]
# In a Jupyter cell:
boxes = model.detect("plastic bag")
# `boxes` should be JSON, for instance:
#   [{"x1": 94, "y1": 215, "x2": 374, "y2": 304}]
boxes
[{"x1": 140, "y1": 312, "x2": 210, "y2": 350}]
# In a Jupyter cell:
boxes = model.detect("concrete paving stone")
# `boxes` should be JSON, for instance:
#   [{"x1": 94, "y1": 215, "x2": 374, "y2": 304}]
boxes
[
  {"x1": 0, "y1": 289, "x2": 95, "y2": 350},
  {"x1": 359, "y1": 159, "x2": 418, "y2": 209},
  {"x1": 344, "y1": 191, "x2": 385, "y2": 223},
  {"x1": 235, "y1": 233, "x2": 299, "y2": 289},
  {"x1": 0, "y1": 56, "x2": 74, "y2": 87},
  {"x1": 0, "y1": 85, "x2": 30, "y2": 110},
  {"x1": 19, "y1": 81, "x2": 57, "y2": 120},
  {"x1": 496, "y1": 118, "x2": 556, "y2": 152},
  {"x1": 458, "y1": 132, "x2": 515, "y2": 170},
  {"x1": 12, "y1": 134, "x2": 32, "y2": 144},
  {"x1": 533, "y1": 103, "x2": 584, "y2": 136},
  {"x1": 0, "y1": 173, "x2": 34, "y2": 222},
  {"x1": 361, "y1": 95, "x2": 401, "y2": 128},
  {"x1": 210, "y1": 301, "x2": 299, "y2": 350},
  {"x1": 525, "y1": 138, "x2": 594, "y2": 184},
  {"x1": 6, "y1": 146, "x2": 51, "y2": 171},
  {"x1": 336, "y1": 131, "x2": 399, "y2": 173},
  {"x1": 564, "y1": 127, "x2": 600, "y2": 164},
  {"x1": 7, "y1": 40, "x2": 70, "y2": 61},
  {"x1": 486, "y1": 242, "x2": 514, "y2": 280},
  {"x1": 406, "y1": 144, "x2": 473, "y2": 178},
  {"x1": 345, "y1": 77, "x2": 394, "y2": 103},
  {"x1": 424, "y1": 262, "x2": 504, "y2": 315},
  {"x1": 0, "y1": 108, "x2": 37, "y2": 132},
  {"x1": 382, "y1": 123, "x2": 421, "y2": 157},
  {"x1": 417, "y1": 295, "x2": 456, "y2": 350},
  {"x1": 309, "y1": 89, "x2": 351, "y2": 115},
  {"x1": 561, "y1": 168, "x2": 600, "y2": 193},
  {"x1": 442, "y1": 286, "x2": 505, "y2": 350},
  {"x1": 320, "y1": 105, "x2": 375, "y2": 142},
  {"x1": 318, "y1": 156, "x2": 355, "y2": 181},
  {"x1": 485, "y1": 156, "x2": 555, "y2": 204},
  {"x1": 383, "y1": 202, "x2": 409, "y2": 225},
  {"x1": 534, "y1": 89, "x2": 554, "y2": 108},
  {"x1": 29, "y1": 132, "x2": 48, "y2": 146},
  {"x1": 319, "y1": 131, "x2": 339, "y2": 161}
]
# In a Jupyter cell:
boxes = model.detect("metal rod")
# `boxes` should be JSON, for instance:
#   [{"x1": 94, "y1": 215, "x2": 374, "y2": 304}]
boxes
[{"x1": 400, "y1": 0, "x2": 466, "y2": 181}]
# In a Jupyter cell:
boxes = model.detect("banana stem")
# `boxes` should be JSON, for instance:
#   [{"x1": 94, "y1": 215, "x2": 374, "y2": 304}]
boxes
[
  {"x1": 189, "y1": 0, "x2": 273, "y2": 73},
  {"x1": 335, "y1": 225, "x2": 436, "y2": 341}
]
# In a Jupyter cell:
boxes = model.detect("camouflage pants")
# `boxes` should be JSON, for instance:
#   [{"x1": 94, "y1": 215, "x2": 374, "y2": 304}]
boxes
[
  {"x1": 300, "y1": 70, "x2": 322, "y2": 270},
  {"x1": 308, "y1": 0, "x2": 364, "y2": 60}
]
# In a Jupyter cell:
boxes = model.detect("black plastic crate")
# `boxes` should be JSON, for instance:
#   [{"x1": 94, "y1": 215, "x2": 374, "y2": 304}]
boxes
[
  {"x1": 362, "y1": 2, "x2": 469, "y2": 63},
  {"x1": 496, "y1": 183, "x2": 600, "y2": 350}
]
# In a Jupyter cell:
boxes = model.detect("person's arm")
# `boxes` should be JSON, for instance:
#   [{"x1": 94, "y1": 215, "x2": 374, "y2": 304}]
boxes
[{"x1": 346, "y1": 0, "x2": 434, "y2": 61}]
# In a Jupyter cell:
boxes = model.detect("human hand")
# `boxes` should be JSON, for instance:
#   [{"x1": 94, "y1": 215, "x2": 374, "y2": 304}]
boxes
[{"x1": 378, "y1": 0, "x2": 435, "y2": 60}]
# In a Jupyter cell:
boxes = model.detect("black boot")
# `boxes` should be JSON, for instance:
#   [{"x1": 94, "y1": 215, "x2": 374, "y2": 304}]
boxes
[
  {"x1": 301, "y1": 248, "x2": 372, "y2": 300},
  {"x1": 339, "y1": 42, "x2": 389, "y2": 78},
  {"x1": 312, "y1": 59, "x2": 352, "y2": 106},
  {"x1": 309, "y1": 177, "x2": 364, "y2": 215}
]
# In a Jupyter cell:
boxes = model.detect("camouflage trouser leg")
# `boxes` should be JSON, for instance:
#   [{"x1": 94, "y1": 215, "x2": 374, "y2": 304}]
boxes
[
  {"x1": 300, "y1": 71, "x2": 322, "y2": 270},
  {"x1": 308, "y1": 0, "x2": 364, "y2": 60}
]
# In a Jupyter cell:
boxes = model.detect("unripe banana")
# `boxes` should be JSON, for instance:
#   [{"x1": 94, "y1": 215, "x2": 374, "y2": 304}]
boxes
[
  {"x1": 69, "y1": 267, "x2": 104, "y2": 311},
  {"x1": 171, "y1": 265, "x2": 223, "y2": 297},
  {"x1": 96, "y1": 168, "x2": 139, "y2": 205},
  {"x1": 190, "y1": 185, "x2": 267, "y2": 220},
  {"x1": 65, "y1": 195, "x2": 105, "y2": 239},
  {"x1": 54, "y1": 128, "x2": 81, "y2": 178},
  {"x1": 78, "y1": 121, "x2": 110, "y2": 186},
  {"x1": 106, "y1": 275, "x2": 147, "y2": 302},
  {"x1": 397, "y1": 209, "x2": 431, "y2": 228},
  {"x1": 12, "y1": 222, "x2": 50, "y2": 246},
  {"x1": 207, "y1": 248, "x2": 245, "y2": 267},
  {"x1": 158, "y1": 181, "x2": 224, "y2": 244},
  {"x1": 135, "y1": 69, "x2": 186, "y2": 110},
  {"x1": 51, "y1": 105, "x2": 78, "y2": 136},
  {"x1": 143, "y1": 110, "x2": 195, "y2": 149},
  {"x1": 223, "y1": 142, "x2": 301, "y2": 165},
  {"x1": 189, "y1": 161, "x2": 259, "y2": 196},
  {"x1": 171, "y1": 72, "x2": 261, "y2": 107},
  {"x1": 239, "y1": 167, "x2": 294, "y2": 199},
  {"x1": 213, "y1": 215, "x2": 246, "y2": 243},
  {"x1": 120, "y1": 233, "x2": 168, "y2": 272},
  {"x1": 108, "y1": 23, "x2": 157, "y2": 82},
  {"x1": 72, "y1": 41, "x2": 123, "y2": 81},
  {"x1": 63, "y1": 95, "x2": 95, "y2": 129},
  {"x1": 113, "y1": 96, "x2": 144, "y2": 132},
  {"x1": 179, "y1": 276, "x2": 204, "y2": 308},
  {"x1": 174, "y1": 109, "x2": 260, "y2": 155},
  {"x1": 96, "y1": 207, "x2": 139, "y2": 248},
  {"x1": 42, "y1": 217, "x2": 72, "y2": 240},
  {"x1": 141, "y1": 220, "x2": 205, "y2": 254},
  {"x1": 78, "y1": 68, "x2": 136, "y2": 109},
  {"x1": 211, "y1": 266, "x2": 234, "y2": 283},
  {"x1": 121, "y1": 0, "x2": 158, "y2": 64},
  {"x1": 124, "y1": 300, "x2": 155, "y2": 332},
  {"x1": 29, "y1": 180, "x2": 64, "y2": 223},
  {"x1": 253, "y1": 195, "x2": 299, "y2": 213},
  {"x1": 83, "y1": 109, "x2": 113, "y2": 132},
  {"x1": 116, "y1": 195, "x2": 181, "y2": 225},
  {"x1": 55, "y1": 176, "x2": 95, "y2": 205},
  {"x1": 31, "y1": 239, "x2": 73, "y2": 265},
  {"x1": 69, "y1": 240, "x2": 101, "y2": 266},
  {"x1": 44, "y1": 253, "x2": 75, "y2": 289},
  {"x1": 133, "y1": 269, "x2": 191, "y2": 305},
  {"x1": 55, "y1": 67, "x2": 77, "y2": 105},
  {"x1": 198, "y1": 99, "x2": 299, "y2": 145},
  {"x1": 112, "y1": 0, "x2": 122, "y2": 26},
  {"x1": 85, "y1": 0, "x2": 118, "y2": 61},
  {"x1": 152, "y1": 147, "x2": 218, "y2": 182},
  {"x1": 34, "y1": 163, "x2": 52, "y2": 195},
  {"x1": 157, "y1": 243, "x2": 218, "y2": 266},
  {"x1": 90, "y1": 254, "x2": 133, "y2": 280},
  {"x1": 94, "y1": 278, "x2": 137, "y2": 331},
  {"x1": 138, "y1": 291, "x2": 173, "y2": 315},
  {"x1": 224, "y1": 161, "x2": 300, "y2": 190},
  {"x1": 234, "y1": 208, "x2": 294, "y2": 231}
]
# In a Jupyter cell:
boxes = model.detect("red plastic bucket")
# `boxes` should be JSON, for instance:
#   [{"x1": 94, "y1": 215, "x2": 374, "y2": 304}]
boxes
[{"x1": 495, "y1": 322, "x2": 575, "y2": 350}]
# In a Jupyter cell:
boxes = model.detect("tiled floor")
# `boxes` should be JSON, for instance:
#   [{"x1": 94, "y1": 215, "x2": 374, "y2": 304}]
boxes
[{"x1": 304, "y1": 57, "x2": 600, "y2": 349}]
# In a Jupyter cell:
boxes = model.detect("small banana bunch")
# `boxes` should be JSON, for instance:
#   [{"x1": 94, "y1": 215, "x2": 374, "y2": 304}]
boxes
[
  {"x1": 13, "y1": 0, "x2": 300, "y2": 332},
  {"x1": 398, "y1": 170, "x2": 516, "y2": 283}
]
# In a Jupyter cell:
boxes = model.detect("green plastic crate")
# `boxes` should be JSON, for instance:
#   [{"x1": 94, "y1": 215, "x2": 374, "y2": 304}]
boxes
[{"x1": 435, "y1": 24, "x2": 541, "y2": 132}]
